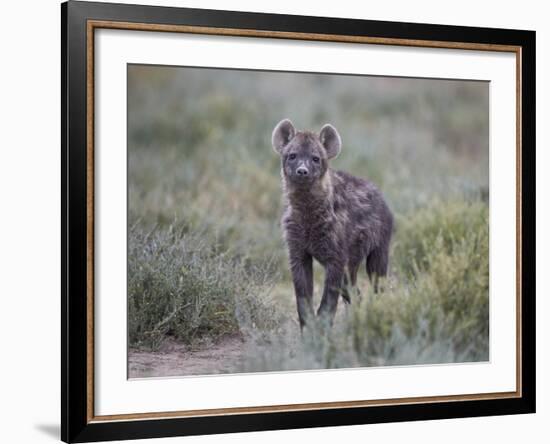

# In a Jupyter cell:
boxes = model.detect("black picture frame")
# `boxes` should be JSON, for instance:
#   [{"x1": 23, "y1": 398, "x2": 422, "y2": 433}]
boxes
[{"x1": 61, "y1": 1, "x2": 536, "y2": 442}]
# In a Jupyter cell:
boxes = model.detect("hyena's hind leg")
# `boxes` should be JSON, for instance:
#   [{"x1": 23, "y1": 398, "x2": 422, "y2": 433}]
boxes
[
  {"x1": 345, "y1": 260, "x2": 362, "y2": 301},
  {"x1": 366, "y1": 243, "x2": 389, "y2": 293},
  {"x1": 341, "y1": 273, "x2": 351, "y2": 304}
]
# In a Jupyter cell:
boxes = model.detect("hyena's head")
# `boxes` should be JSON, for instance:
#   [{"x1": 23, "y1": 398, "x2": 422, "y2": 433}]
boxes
[{"x1": 271, "y1": 119, "x2": 341, "y2": 188}]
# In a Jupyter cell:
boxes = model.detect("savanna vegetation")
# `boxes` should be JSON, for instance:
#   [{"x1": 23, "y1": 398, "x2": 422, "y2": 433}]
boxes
[{"x1": 128, "y1": 65, "x2": 489, "y2": 376}]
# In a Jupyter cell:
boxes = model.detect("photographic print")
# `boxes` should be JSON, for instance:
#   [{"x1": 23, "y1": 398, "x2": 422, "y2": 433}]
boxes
[
  {"x1": 127, "y1": 65, "x2": 489, "y2": 378},
  {"x1": 63, "y1": 3, "x2": 535, "y2": 440}
]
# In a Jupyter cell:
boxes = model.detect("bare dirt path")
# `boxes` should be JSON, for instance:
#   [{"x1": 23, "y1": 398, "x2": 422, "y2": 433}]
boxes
[{"x1": 128, "y1": 335, "x2": 246, "y2": 378}]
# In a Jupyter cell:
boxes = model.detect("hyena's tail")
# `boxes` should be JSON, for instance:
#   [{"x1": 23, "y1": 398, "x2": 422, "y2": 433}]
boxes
[{"x1": 366, "y1": 243, "x2": 390, "y2": 293}]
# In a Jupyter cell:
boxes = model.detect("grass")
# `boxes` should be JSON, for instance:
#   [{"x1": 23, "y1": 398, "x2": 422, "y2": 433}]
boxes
[{"x1": 127, "y1": 64, "x2": 489, "y2": 373}]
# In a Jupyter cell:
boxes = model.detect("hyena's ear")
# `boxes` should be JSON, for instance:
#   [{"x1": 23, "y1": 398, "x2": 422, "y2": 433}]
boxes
[
  {"x1": 272, "y1": 119, "x2": 296, "y2": 154},
  {"x1": 319, "y1": 124, "x2": 342, "y2": 159}
]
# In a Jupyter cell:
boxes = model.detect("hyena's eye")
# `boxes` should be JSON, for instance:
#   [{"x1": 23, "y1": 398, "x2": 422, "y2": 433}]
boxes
[
  {"x1": 288, "y1": 153, "x2": 297, "y2": 160},
  {"x1": 312, "y1": 156, "x2": 320, "y2": 163}
]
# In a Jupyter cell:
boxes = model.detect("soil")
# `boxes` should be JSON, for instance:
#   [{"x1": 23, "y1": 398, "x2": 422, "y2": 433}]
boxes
[{"x1": 128, "y1": 335, "x2": 246, "y2": 378}]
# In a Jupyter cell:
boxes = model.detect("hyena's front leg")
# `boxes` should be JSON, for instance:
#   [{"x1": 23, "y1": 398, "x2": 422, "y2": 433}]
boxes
[
  {"x1": 317, "y1": 262, "x2": 345, "y2": 324},
  {"x1": 290, "y1": 252, "x2": 314, "y2": 330}
]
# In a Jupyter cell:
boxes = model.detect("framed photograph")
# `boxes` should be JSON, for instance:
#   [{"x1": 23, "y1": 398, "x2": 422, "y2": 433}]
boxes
[{"x1": 61, "y1": 1, "x2": 536, "y2": 442}]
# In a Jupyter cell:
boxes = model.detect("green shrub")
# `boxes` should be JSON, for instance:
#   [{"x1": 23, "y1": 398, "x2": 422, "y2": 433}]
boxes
[
  {"x1": 392, "y1": 199, "x2": 488, "y2": 277},
  {"x1": 128, "y1": 223, "x2": 282, "y2": 350}
]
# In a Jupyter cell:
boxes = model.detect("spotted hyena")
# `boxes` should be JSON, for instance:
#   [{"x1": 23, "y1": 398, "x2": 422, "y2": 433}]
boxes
[{"x1": 272, "y1": 119, "x2": 394, "y2": 328}]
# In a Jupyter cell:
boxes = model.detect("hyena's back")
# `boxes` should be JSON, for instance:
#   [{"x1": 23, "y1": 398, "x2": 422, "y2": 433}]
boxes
[{"x1": 331, "y1": 170, "x2": 393, "y2": 282}]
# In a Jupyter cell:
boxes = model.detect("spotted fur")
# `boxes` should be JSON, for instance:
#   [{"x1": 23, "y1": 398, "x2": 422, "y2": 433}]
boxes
[{"x1": 272, "y1": 119, "x2": 394, "y2": 328}]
